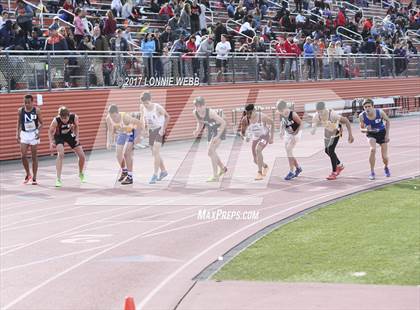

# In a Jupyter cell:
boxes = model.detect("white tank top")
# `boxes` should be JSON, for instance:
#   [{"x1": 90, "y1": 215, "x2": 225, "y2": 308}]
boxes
[
  {"x1": 247, "y1": 112, "x2": 268, "y2": 140},
  {"x1": 144, "y1": 104, "x2": 165, "y2": 130}
]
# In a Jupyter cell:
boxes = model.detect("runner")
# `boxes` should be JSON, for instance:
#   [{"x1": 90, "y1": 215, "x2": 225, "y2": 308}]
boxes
[
  {"x1": 277, "y1": 100, "x2": 303, "y2": 180},
  {"x1": 311, "y1": 101, "x2": 354, "y2": 180},
  {"x1": 240, "y1": 104, "x2": 274, "y2": 181},
  {"x1": 193, "y1": 97, "x2": 228, "y2": 182},
  {"x1": 48, "y1": 106, "x2": 86, "y2": 187},
  {"x1": 140, "y1": 92, "x2": 170, "y2": 184},
  {"x1": 359, "y1": 98, "x2": 391, "y2": 180},
  {"x1": 16, "y1": 94, "x2": 43, "y2": 185},
  {"x1": 106, "y1": 104, "x2": 143, "y2": 185}
]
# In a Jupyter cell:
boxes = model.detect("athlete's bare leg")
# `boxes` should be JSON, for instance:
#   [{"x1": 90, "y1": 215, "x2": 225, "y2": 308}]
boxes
[
  {"x1": 123, "y1": 143, "x2": 134, "y2": 172},
  {"x1": 256, "y1": 145, "x2": 264, "y2": 173},
  {"x1": 285, "y1": 138, "x2": 298, "y2": 171},
  {"x1": 368, "y1": 138, "x2": 376, "y2": 173},
  {"x1": 56, "y1": 144, "x2": 65, "y2": 180},
  {"x1": 20, "y1": 143, "x2": 30, "y2": 177},
  {"x1": 153, "y1": 142, "x2": 166, "y2": 175},
  {"x1": 380, "y1": 142, "x2": 389, "y2": 167},
  {"x1": 30, "y1": 145, "x2": 38, "y2": 180},
  {"x1": 208, "y1": 138, "x2": 224, "y2": 177},
  {"x1": 116, "y1": 145, "x2": 126, "y2": 169},
  {"x1": 73, "y1": 145, "x2": 86, "y2": 174}
]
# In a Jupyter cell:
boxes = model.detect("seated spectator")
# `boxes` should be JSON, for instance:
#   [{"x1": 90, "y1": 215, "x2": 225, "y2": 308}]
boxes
[
  {"x1": 103, "y1": 10, "x2": 117, "y2": 39},
  {"x1": 280, "y1": 11, "x2": 295, "y2": 32},
  {"x1": 0, "y1": 11, "x2": 9, "y2": 28},
  {"x1": 15, "y1": 0, "x2": 33, "y2": 37},
  {"x1": 122, "y1": 0, "x2": 141, "y2": 23},
  {"x1": 159, "y1": 3, "x2": 174, "y2": 21},
  {"x1": 190, "y1": 0, "x2": 201, "y2": 34},
  {"x1": 262, "y1": 20, "x2": 275, "y2": 41},
  {"x1": 244, "y1": 0, "x2": 255, "y2": 12},
  {"x1": 45, "y1": 25, "x2": 68, "y2": 51},
  {"x1": 77, "y1": 34, "x2": 94, "y2": 50},
  {"x1": 160, "y1": 25, "x2": 176, "y2": 45},
  {"x1": 250, "y1": 36, "x2": 266, "y2": 52},
  {"x1": 227, "y1": 0, "x2": 235, "y2": 18},
  {"x1": 213, "y1": 21, "x2": 228, "y2": 44},
  {"x1": 47, "y1": 0, "x2": 59, "y2": 14},
  {"x1": 239, "y1": 16, "x2": 255, "y2": 37},
  {"x1": 28, "y1": 29, "x2": 43, "y2": 50},
  {"x1": 199, "y1": 1, "x2": 207, "y2": 31},
  {"x1": 0, "y1": 20, "x2": 14, "y2": 49},
  {"x1": 49, "y1": 16, "x2": 60, "y2": 32},
  {"x1": 234, "y1": 2, "x2": 246, "y2": 21},
  {"x1": 111, "y1": 0, "x2": 123, "y2": 17},
  {"x1": 60, "y1": 0, "x2": 74, "y2": 22},
  {"x1": 150, "y1": 0, "x2": 161, "y2": 13},
  {"x1": 336, "y1": 7, "x2": 346, "y2": 27},
  {"x1": 111, "y1": 28, "x2": 129, "y2": 51},
  {"x1": 295, "y1": 12, "x2": 305, "y2": 29}
]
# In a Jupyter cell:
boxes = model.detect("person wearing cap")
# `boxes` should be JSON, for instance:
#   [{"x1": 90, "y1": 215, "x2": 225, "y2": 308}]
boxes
[
  {"x1": 359, "y1": 98, "x2": 391, "y2": 180},
  {"x1": 49, "y1": 16, "x2": 60, "y2": 32},
  {"x1": 311, "y1": 101, "x2": 354, "y2": 180},
  {"x1": 192, "y1": 97, "x2": 227, "y2": 182}
]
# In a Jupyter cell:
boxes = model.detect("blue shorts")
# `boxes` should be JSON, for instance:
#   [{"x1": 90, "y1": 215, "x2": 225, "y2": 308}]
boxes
[{"x1": 116, "y1": 130, "x2": 136, "y2": 145}]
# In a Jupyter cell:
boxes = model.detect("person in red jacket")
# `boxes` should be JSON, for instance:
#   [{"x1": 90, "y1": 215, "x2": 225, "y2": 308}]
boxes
[
  {"x1": 336, "y1": 7, "x2": 346, "y2": 28},
  {"x1": 275, "y1": 36, "x2": 287, "y2": 76},
  {"x1": 159, "y1": 3, "x2": 174, "y2": 21},
  {"x1": 183, "y1": 35, "x2": 199, "y2": 77}
]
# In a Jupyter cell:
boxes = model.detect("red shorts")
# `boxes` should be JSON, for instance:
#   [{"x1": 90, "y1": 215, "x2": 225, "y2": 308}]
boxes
[{"x1": 252, "y1": 134, "x2": 269, "y2": 160}]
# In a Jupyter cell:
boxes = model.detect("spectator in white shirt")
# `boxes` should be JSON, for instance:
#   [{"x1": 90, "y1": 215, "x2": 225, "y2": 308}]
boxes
[
  {"x1": 215, "y1": 34, "x2": 231, "y2": 81},
  {"x1": 239, "y1": 16, "x2": 255, "y2": 37}
]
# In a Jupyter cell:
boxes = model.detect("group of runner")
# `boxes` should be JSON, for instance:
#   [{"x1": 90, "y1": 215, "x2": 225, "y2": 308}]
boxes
[{"x1": 17, "y1": 93, "x2": 391, "y2": 186}]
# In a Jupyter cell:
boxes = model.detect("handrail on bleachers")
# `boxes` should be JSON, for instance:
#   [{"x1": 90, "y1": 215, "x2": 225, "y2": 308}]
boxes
[
  {"x1": 226, "y1": 19, "x2": 254, "y2": 44},
  {"x1": 336, "y1": 26, "x2": 363, "y2": 44}
]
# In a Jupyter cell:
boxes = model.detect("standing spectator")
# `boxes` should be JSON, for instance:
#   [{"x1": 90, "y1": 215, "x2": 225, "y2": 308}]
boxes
[
  {"x1": 0, "y1": 11, "x2": 9, "y2": 28},
  {"x1": 74, "y1": 8, "x2": 86, "y2": 46},
  {"x1": 160, "y1": 25, "x2": 175, "y2": 45},
  {"x1": 110, "y1": 28, "x2": 129, "y2": 83},
  {"x1": 243, "y1": 0, "x2": 255, "y2": 12},
  {"x1": 327, "y1": 41, "x2": 336, "y2": 78},
  {"x1": 335, "y1": 41, "x2": 344, "y2": 78},
  {"x1": 227, "y1": 0, "x2": 235, "y2": 18},
  {"x1": 215, "y1": 34, "x2": 231, "y2": 81},
  {"x1": 234, "y1": 1, "x2": 246, "y2": 21},
  {"x1": 199, "y1": 1, "x2": 207, "y2": 31},
  {"x1": 77, "y1": 34, "x2": 94, "y2": 50},
  {"x1": 190, "y1": 0, "x2": 201, "y2": 34},
  {"x1": 45, "y1": 25, "x2": 68, "y2": 51},
  {"x1": 394, "y1": 42, "x2": 407, "y2": 75},
  {"x1": 161, "y1": 45, "x2": 172, "y2": 77},
  {"x1": 295, "y1": 0, "x2": 303, "y2": 12},
  {"x1": 28, "y1": 29, "x2": 43, "y2": 50},
  {"x1": 141, "y1": 33, "x2": 156, "y2": 78},
  {"x1": 170, "y1": 34, "x2": 187, "y2": 78},
  {"x1": 15, "y1": 0, "x2": 33, "y2": 37},
  {"x1": 0, "y1": 20, "x2": 14, "y2": 49},
  {"x1": 103, "y1": 10, "x2": 117, "y2": 40},
  {"x1": 110, "y1": 28, "x2": 129, "y2": 51},
  {"x1": 336, "y1": 7, "x2": 346, "y2": 28},
  {"x1": 153, "y1": 31, "x2": 163, "y2": 77},
  {"x1": 313, "y1": 38, "x2": 325, "y2": 79},
  {"x1": 303, "y1": 36, "x2": 315, "y2": 79},
  {"x1": 196, "y1": 34, "x2": 214, "y2": 83},
  {"x1": 280, "y1": 10, "x2": 294, "y2": 32},
  {"x1": 179, "y1": 3, "x2": 191, "y2": 35},
  {"x1": 295, "y1": 12, "x2": 305, "y2": 30},
  {"x1": 111, "y1": 0, "x2": 123, "y2": 17},
  {"x1": 159, "y1": 3, "x2": 174, "y2": 21},
  {"x1": 168, "y1": 13, "x2": 182, "y2": 36},
  {"x1": 92, "y1": 26, "x2": 110, "y2": 86},
  {"x1": 49, "y1": 16, "x2": 60, "y2": 32},
  {"x1": 183, "y1": 35, "x2": 199, "y2": 77},
  {"x1": 213, "y1": 21, "x2": 228, "y2": 45},
  {"x1": 150, "y1": 0, "x2": 161, "y2": 13}
]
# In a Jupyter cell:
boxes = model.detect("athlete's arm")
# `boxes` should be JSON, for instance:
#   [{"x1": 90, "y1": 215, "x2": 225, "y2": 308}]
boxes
[
  {"x1": 339, "y1": 116, "x2": 354, "y2": 143},
  {"x1": 48, "y1": 118, "x2": 58, "y2": 151},
  {"x1": 35, "y1": 108, "x2": 43, "y2": 139},
  {"x1": 292, "y1": 111, "x2": 302, "y2": 134},
  {"x1": 16, "y1": 108, "x2": 22, "y2": 143},
  {"x1": 359, "y1": 114, "x2": 368, "y2": 133},
  {"x1": 381, "y1": 110, "x2": 390, "y2": 142},
  {"x1": 126, "y1": 113, "x2": 143, "y2": 144},
  {"x1": 157, "y1": 105, "x2": 170, "y2": 136},
  {"x1": 192, "y1": 110, "x2": 205, "y2": 138},
  {"x1": 310, "y1": 113, "x2": 319, "y2": 135},
  {"x1": 210, "y1": 109, "x2": 226, "y2": 140},
  {"x1": 240, "y1": 115, "x2": 249, "y2": 140},
  {"x1": 106, "y1": 115, "x2": 114, "y2": 150},
  {"x1": 73, "y1": 114, "x2": 80, "y2": 143},
  {"x1": 262, "y1": 113, "x2": 275, "y2": 144}
]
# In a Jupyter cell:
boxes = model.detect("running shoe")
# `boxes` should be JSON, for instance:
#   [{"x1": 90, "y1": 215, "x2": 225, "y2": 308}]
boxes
[
  {"x1": 79, "y1": 172, "x2": 86, "y2": 183},
  {"x1": 262, "y1": 165, "x2": 269, "y2": 177},
  {"x1": 207, "y1": 176, "x2": 220, "y2": 182},
  {"x1": 149, "y1": 174, "x2": 158, "y2": 184},
  {"x1": 32, "y1": 179, "x2": 38, "y2": 185},
  {"x1": 55, "y1": 179, "x2": 62, "y2": 187},
  {"x1": 255, "y1": 172, "x2": 264, "y2": 181},
  {"x1": 294, "y1": 166, "x2": 303, "y2": 177},
  {"x1": 218, "y1": 167, "x2": 228, "y2": 177},
  {"x1": 158, "y1": 171, "x2": 168, "y2": 181},
  {"x1": 23, "y1": 175, "x2": 32, "y2": 184},
  {"x1": 121, "y1": 176, "x2": 133, "y2": 185},
  {"x1": 118, "y1": 171, "x2": 128, "y2": 182},
  {"x1": 369, "y1": 172, "x2": 376, "y2": 180},
  {"x1": 326, "y1": 172, "x2": 338, "y2": 180},
  {"x1": 284, "y1": 172, "x2": 295, "y2": 181},
  {"x1": 384, "y1": 167, "x2": 391, "y2": 177},
  {"x1": 336, "y1": 164, "x2": 345, "y2": 175}
]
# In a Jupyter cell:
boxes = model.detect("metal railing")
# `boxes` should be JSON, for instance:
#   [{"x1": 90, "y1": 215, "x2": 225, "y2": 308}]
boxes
[
  {"x1": 405, "y1": 30, "x2": 420, "y2": 44},
  {"x1": 336, "y1": 26, "x2": 363, "y2": 44},
  {"x1": 0, "y1": 51, "x2": 419, "y2": 92},
  {"x1": 225, "y1": 19, "x2": 254, "y2": 43}
]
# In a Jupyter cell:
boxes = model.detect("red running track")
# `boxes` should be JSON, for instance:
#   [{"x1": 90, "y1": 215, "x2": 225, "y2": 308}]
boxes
[{"x1": 0, "y1": 116, "x2": 419, "y2": 310}]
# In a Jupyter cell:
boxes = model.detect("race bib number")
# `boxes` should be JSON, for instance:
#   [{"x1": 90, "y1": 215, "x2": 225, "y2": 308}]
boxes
[{"x1": 24, "y1": 121, "x2": 36, "y2": 131}]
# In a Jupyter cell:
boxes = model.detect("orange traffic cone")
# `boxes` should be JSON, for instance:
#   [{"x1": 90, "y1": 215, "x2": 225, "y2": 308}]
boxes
[{"x1": 124, "y1": 296, "x2": 136, "y2": 310}]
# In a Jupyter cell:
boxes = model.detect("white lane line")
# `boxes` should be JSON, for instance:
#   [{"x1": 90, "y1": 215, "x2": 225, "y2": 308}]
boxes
[
  {"x1": 0, "y1": 244, "x2": 25, "y2": 251},
  {"x1": 137, "y1": 171, "x2": 420, "y2": 309},
  {"x1": 0, "y1": 244, "x2": 114, "y2": 273}
]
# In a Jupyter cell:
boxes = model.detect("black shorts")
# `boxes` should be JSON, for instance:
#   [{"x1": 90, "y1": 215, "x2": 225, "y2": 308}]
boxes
[
  {"x1": 149, "y1": 128, "x2": 165, "y2": 146},
  {"x1": 216, "y1": 59, "x2": 228, "y2": 69},
  {"x1": 55, "y1": 133, "x2": 80, "y2": 149},
  {"x1": 208, "y1": 128, "x2": 226, "y2": 142},
  {"x1": 367, "y1": 129, "x2": 387, "y2": 145}
]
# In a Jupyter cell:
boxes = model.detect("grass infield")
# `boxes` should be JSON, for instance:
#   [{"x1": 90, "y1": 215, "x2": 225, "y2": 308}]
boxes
[{"x1": 214, "y1": 178, "x2": 420, "y2": 285}]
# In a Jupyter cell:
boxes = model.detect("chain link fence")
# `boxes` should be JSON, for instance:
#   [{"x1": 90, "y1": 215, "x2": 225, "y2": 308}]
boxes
[{"x1": 0, "y1": 52, "x2": 419, "y2": 92}]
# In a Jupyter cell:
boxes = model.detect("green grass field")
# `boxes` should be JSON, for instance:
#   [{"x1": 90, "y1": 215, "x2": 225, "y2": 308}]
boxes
[{"x1": 214, "y1": 178, "x2": 420, "y2": 286}]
